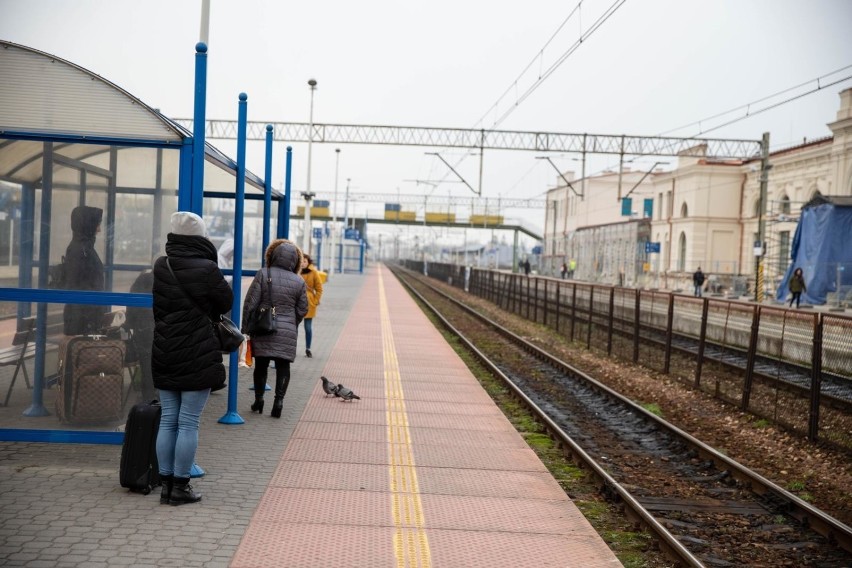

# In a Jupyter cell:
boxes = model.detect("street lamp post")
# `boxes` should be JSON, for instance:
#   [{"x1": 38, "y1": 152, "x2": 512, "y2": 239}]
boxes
[
  {"x1": 303, "y1": 78, "x2": 317, "y2": 256},
  {"x1": 342, "y1": 178, "x2": 351, "y2": 274},
  {"x1": 331, "y1": 148, "x2": 340, "y2": 275}
]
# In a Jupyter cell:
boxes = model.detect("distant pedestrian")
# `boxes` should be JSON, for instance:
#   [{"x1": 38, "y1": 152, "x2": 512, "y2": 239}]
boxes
[
  {"x1": 153, "y1": 212, "x2": 233, "y2": 506},
  {"x1": 217, "y1": 237, "x2": 235, "y2": 286},
  {"x1": 693, "y1": 267, "x2": 705, "y2": 297},
  {"x1": 568, "y1": 258, "x2": 577, "y2": 279},
  {"x1": 788, "y1": 268, "x2": 806, "y2": 308},
  {"x1": 522, "y1": 258, "x2": 531, "y2": 276},
  {"x1": 560, "y1": 262, "x2": 568, "y2": 279},
  {"x1": 300, "y1": 254, "x2": 324, "y2": 358},
  {"x1": 242, "y1": 239, "x2": 308, "y2": 418}
]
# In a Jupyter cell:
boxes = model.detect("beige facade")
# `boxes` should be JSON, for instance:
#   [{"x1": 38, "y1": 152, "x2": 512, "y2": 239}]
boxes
[{"x1": 544, "y1": 88, "x2": 852, "y2": 296}]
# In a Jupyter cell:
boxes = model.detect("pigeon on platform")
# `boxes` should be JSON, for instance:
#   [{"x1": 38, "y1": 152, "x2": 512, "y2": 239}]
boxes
[
  {"x1": 320, "y1": 376, "x2": 338, "y2": 397},
  {"x1": 335, "y1": 383, "x2": 360, "y2": 401}
]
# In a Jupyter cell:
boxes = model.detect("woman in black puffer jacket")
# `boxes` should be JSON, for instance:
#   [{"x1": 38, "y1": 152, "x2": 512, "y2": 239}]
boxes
[
  {"x1": 152, "y1": 212, "x2": 233, "y2": 506},
  {"x1": 241, "y1": 239, "x2": 308, "y2": 418}
]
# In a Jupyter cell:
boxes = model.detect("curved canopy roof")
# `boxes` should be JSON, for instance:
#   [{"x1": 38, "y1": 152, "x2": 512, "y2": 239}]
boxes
[{"x1": 0, "y1": 40, "x2": 270, "y2": 194}]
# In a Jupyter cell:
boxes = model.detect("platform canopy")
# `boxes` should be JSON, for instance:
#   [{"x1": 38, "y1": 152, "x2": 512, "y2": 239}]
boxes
[{"x1": 0, "y1": 40, "x2": 268, "y2": 194}]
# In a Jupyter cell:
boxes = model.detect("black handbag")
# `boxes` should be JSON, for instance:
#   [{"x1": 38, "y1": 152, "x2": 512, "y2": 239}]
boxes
[
  {"x1": 165, "y1": 258, "x2": 244, "y2": 353},
  {"x1": 247, "y1": 268, "x2": 276, "y2": 336}
]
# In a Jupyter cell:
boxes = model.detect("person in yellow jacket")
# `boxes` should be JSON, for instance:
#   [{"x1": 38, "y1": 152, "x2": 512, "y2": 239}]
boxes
[{"x1": 299, "y1": 254, "x2": 323, "y2": 357}]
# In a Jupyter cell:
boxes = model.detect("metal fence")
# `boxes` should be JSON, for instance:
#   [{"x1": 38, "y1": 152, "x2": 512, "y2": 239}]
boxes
[{"x1": 403, "y1": 260, "x2": 852, "y2": 449}]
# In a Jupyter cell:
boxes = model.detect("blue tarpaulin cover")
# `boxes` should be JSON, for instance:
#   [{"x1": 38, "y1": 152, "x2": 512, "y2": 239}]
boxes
[{"x1": 776, "y1": 195, "x2": 852, "y2": 305}]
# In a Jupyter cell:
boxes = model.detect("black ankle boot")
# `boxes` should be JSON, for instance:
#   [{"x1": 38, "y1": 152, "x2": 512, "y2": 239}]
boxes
[
  {"x1": 270, "y1": 397, "x2": 283, "y2": 418},
  {"x1": 160, "y1": 474, "x2": 173, "y2": 505},
  {"x1": 170, "y1": 477, "x2": 201, "y2": 506},
  {"x1": 251, "y1": 398, "x2": 264, "y2": 414}
]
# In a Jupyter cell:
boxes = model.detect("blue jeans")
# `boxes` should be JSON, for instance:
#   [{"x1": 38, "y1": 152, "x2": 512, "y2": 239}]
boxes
[
  {"x1": 156, "y1": 389, "x2": 210, "y2": 479},
  {"x1": 694, "y1": 284, "x2": 702, "y2": 297},
  {"x1": 304, "y1": 318, "x2": 313, "y2": 349}
]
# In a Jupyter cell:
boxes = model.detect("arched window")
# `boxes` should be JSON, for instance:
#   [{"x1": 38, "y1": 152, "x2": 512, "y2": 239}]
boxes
[
  {"x1": 680, "y1": 203, "x2": 688, "y2": 218},
  {"x1": 678, "y1": 232, "x2": 687, "y2": 272},
  {"x1": 808, "y1": 188, "x2": 822, "y2": 202},
  {"x1": 779, "y1": 193, "x2": 791, "y2": 215}
]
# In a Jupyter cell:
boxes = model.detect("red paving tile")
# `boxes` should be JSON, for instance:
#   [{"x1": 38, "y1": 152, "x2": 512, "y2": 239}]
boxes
[{"x1": 232, "y1": 265, "x2": 622, "y2": 567}]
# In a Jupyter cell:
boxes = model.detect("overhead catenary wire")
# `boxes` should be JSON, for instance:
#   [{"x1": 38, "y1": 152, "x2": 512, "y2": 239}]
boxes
[
  {"x1": 473, "y1": 2, "x2": 584, "y2": 130},
  {"x1": 658, "y1": 64, "x2": 852, "y2": 138},
  {"x1": 569, "y1": 66, "x2": 852, "y2": 182},
  {"x1": 427, "y1": 0, "x2": 627, "y2": 198},
  {"x1": 489, "y1": 0, "x2": 628, "y2": 130}
]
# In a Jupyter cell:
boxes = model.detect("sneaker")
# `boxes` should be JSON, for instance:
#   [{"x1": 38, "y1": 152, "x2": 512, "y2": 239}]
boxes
[{"x1": 306, "y1": 349, "x2": 312, "y2": 358}]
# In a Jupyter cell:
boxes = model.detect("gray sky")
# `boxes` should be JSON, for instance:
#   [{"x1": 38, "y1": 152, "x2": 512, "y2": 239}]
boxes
[{"x1": 1, "y1": 0, "x2": 851, "y2": 246}]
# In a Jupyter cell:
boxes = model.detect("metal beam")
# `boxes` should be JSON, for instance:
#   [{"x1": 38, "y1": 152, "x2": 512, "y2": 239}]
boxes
[
  {"x1": 311, "y1": 191, "x2": 545, "y2": 208},
  {"x1": 173, "y1": 119, "x2": 763, "y2": 159},
  {"x1": 290, "y1": 212, "x2": 543, "y2": 241}
]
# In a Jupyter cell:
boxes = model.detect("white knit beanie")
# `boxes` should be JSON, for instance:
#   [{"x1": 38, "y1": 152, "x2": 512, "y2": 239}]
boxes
[{"x1": 170, "y1": 211, "x2": 208, "y2": 237}]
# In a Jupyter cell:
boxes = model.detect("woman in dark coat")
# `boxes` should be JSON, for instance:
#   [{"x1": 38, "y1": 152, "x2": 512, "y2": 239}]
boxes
[
  {"x1": 125, "y1": 268, "x2": 155, "y2": 402},
  {"x1": 63, "y1": 205, "x2": 108, "y2": 335},
  {"x1": 152, "y1": 212, "x2": 233, "y2": 506},
  {"x1": 241, "y1": 239, "x2": 308, "y2": 418}
]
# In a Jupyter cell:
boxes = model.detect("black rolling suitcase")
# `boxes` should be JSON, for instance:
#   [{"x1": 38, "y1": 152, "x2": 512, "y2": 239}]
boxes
[{"x1": 119, "y1": 400, "x2": 162, "y2": 494}]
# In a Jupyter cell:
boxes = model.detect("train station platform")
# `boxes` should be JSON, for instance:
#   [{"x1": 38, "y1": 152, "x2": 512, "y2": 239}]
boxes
[{"x1": 0, "y1": 264, "x2": 621, "y2": 567}]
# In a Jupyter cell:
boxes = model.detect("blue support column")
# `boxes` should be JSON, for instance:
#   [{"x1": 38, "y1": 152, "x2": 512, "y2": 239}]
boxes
[
  {"x1": 263, "y1": 125, "x2": 273, "y2": 258},
  {"x1": 190, "y1": 42, "x2": 208, "y2": 216},
  {"x1": 219, "y1": 92, "x2": 249, "y2": 425},
  {"x1": 283, "y1": 146, "x2": 293, "y2": 239},
  {"x1": 178, "y1": 140, "x2": 193, "y2": 211},
  {"x1": 24, "y1": 143, "x2": 53, "y2": 417}
]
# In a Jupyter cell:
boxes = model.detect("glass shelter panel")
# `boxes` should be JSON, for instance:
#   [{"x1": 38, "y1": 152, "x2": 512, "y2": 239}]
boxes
[
  {"x1": 0, "y1": 300, "x2": 157, "y2": 430},
  {"x1": 0, "y1": 136, "x2": 186, "y2": 435},
  {"x1": 0, "y1": 139, "x2": 182, "y2": 293},
  {"x1": 203, "y1": 196, "x2": 273, "y2": 273}
]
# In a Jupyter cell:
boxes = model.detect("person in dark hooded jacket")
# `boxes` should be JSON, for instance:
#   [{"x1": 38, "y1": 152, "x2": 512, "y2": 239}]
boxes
[
  {"x1": 152, "y1": 212, "x2": 233, "y2": 506},
  {"x1": 241, "y1": 239, "x2": 308, "y2": 419},
  {"x1": 63, "y1": 205, "x2": 108, "y2": 335}
]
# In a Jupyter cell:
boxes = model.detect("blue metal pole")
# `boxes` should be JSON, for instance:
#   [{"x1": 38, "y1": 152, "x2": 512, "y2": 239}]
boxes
[
  {"x1": 283, "y1": 146, "x2": 293, "y2": 240},
  {"x1": 263, "y1": 124, "x2": 273, "y2": 259},
  {"x1": 190, "y1": 42, "x2": 208, "y2": 215},
  {"x1": 24, "y1": 144, "x2": 54, "y2": 417},
  {"x1": 178, "y1": 140, "x2": 193, "y2": 211},
  {"x1": 277, "y1": 195, "x2": 285, "y2": 239},
  {"x1": 219, "y1": 92, "x2": 248, "y2": 426}
]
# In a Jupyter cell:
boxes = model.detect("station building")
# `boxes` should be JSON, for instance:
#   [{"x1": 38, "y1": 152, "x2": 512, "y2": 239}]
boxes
[{"x1": 543, "y1": 88, "x2": 852, "y2": 300}]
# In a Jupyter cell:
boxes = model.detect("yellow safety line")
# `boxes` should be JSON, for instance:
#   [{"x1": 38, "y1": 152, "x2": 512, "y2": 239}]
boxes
[{"x1": 379, "y1": 267, "x2": 432, "y2": 568}]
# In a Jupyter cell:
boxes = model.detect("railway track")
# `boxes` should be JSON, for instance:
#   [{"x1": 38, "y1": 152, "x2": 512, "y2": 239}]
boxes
[
  {"x1": 634, "y1": 319, "x2": 852, "y2": 410},
  {"x1": 392, "y1": 266, "x2": 852, "y2": 567}
]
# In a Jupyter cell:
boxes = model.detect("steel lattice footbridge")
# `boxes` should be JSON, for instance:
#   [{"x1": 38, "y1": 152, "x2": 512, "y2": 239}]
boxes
[{"x1": 175, "y1": 119, "x2": 764, "y2": 240}]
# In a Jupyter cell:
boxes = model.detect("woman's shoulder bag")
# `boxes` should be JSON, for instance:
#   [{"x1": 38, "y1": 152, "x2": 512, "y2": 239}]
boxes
[
  {"x1": 165, "y1": 258, "x2": 244, "y2": 353},
  {"x1": 246, "y1": 268, "x2": 276, "y2": 336}
]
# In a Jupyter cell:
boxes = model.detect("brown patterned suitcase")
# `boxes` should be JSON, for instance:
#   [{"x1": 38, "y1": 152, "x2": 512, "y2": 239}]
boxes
[{"x1": 56, "y1": 335, "x2": 125, "y2": 424}]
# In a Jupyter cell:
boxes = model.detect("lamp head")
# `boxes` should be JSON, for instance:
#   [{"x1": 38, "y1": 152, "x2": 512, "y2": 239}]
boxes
[{"x1": 308, "y1": 78, "x2": 317, "y2": 88}]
